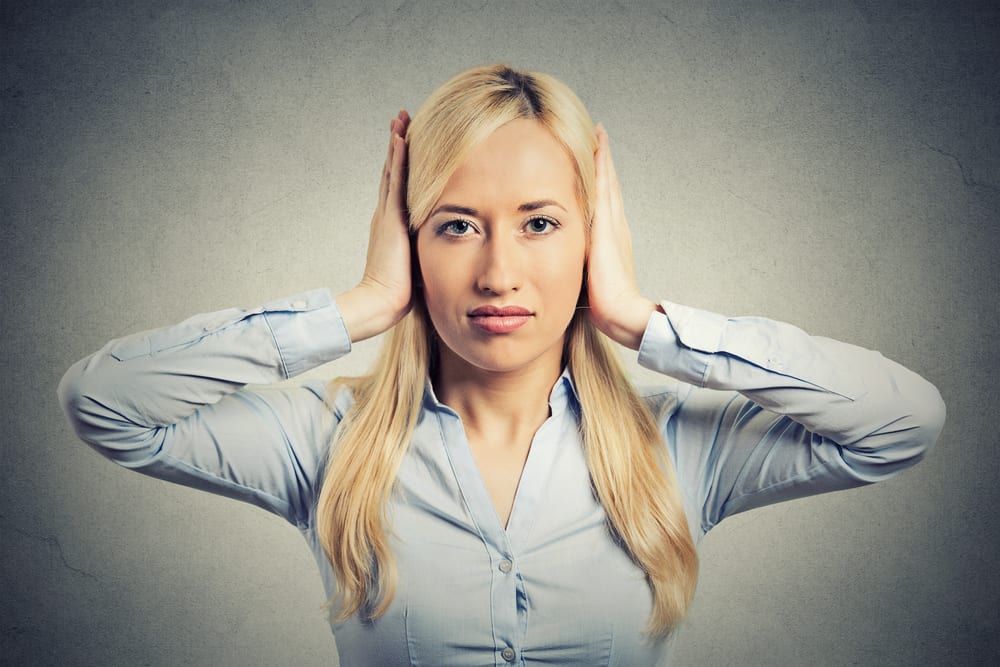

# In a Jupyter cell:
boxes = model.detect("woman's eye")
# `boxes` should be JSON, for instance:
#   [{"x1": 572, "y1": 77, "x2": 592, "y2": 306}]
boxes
[
  {"x1": 440, "y1": 220, "x2": 473, "y2": 236},
  {"x1": 526, "y1": 217, "x2": 558, "y2": 234}
]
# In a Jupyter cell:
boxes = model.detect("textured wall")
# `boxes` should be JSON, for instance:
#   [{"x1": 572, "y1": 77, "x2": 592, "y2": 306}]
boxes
[{"x1": 3, "y1": 1, "x2": 998, "y2": 664}]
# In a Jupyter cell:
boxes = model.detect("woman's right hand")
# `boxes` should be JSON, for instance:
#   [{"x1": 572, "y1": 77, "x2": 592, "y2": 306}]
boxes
[{"x1": 337, "y1": 110, "x2": 412, "y2": 343}]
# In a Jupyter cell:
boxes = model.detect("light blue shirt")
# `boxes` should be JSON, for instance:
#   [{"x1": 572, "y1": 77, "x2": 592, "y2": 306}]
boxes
[{"x1": 57, "y1": 287, "x2": 945, "y2": 666}]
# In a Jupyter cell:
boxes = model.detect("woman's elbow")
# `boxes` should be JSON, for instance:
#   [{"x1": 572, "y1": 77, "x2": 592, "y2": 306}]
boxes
[
  {"x1": 57, "y1": 357, "x2": 93, "y2": 441},
  {"x1": 877, "y1": 374, "x2": 947, "y2": 471},
  {"x1": 56, "y1": 355, "x2": 145, "y2": 459},
  {"x1": 842, "y1": 373, "x2": 946, "y2": 482},
  {"x1": 907, "y1": 378, "x2": 947, "y2": 463}
]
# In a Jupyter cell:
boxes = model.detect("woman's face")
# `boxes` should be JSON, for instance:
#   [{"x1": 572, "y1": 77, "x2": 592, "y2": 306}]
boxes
[{"x1": 416, "y1": 118, "x2": 587, "y2": 376}]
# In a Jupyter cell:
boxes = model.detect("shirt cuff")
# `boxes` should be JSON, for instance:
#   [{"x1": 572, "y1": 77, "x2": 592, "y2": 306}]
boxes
[
  {"x1": 262, "y1": 288, "x2": 352, "y2": 378},
  {"x1": 637, "y1": 300, "x2": 726, "y2": 386}
]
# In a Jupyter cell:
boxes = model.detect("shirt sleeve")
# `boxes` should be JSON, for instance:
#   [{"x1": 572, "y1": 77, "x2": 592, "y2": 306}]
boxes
[
  {"x1": 56, "y1": 287, "x2": 353, "y2": 527},
  {"x1": 637, "y1": 300, "x2": 946, "y2": 536}
]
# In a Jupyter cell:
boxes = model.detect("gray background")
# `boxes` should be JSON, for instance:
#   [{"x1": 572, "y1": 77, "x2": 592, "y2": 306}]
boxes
[{"x1": 3, "y1": 1, "x2": 998, "y2": 665}]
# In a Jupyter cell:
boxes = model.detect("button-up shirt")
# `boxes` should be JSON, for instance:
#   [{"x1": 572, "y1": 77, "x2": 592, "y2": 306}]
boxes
[{"x1": 57, "y1": 287, "x2": 945, "y2": 666}]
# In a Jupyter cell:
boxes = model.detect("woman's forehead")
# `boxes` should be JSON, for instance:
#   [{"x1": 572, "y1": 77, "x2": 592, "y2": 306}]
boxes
[{"x1": 437, "y1": 119, "x2": 578, "y2": 209}]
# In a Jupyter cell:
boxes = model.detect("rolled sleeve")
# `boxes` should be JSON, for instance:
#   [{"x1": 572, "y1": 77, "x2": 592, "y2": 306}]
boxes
[
  {"x1": 638, "y1": 301, "x2": 723, "y2": 386},
  {"x1": 262, "y1": 288, "x2": 352, "y2": 378}
]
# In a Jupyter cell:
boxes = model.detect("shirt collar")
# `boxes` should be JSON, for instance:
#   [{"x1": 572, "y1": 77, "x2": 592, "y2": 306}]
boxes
[
  {"x1": 422, "y1": 366, "x2": 581, "y2": 418},
  {"x1": 550, "y1": 366, "x2": 582, "y2": 417}
]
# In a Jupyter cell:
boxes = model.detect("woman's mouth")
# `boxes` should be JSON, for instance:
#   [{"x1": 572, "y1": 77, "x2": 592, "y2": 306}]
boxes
[{"x1": 468, "y1": 305, "x2": 533, "y2": 334}]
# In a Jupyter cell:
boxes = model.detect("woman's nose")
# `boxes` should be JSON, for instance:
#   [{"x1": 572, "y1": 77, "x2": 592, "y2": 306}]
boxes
[{"x1": 475, "y1": 235, "x2": 522, "y2": 295}]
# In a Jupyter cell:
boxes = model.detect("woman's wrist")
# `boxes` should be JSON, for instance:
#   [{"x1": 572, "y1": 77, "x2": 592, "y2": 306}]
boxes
[
  {"x1": 593, "y1": 294, "x2": 659, "y2": 351},
  {"x1": 335, "y1": 284, "x2": 410, "y2": 343}
]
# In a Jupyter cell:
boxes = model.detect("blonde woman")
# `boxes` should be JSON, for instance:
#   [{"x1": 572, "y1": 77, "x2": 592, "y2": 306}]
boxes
[{"x1": 58, "y1": 64, "x2": 945, "y2": 665}]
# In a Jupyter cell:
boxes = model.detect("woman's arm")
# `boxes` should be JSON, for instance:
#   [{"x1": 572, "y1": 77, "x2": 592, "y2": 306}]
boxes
[
  {"x1": 56, "y1": 289, "x2": 353, "y2": 526},
  {"x1": 587, "y1": 125, "x2": 945, "y2": 533},
  {"x1": 637, "y1": 301, "x2": 945, "y2": 533},
  {"x1": 56, "y1": 111, "x2": 414, "y2": 526}
]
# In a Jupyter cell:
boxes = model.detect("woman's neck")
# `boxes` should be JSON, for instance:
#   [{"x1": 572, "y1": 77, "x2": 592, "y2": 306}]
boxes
[{"x1": 434, "y1": 346, "x2": 562, "y2": 446}]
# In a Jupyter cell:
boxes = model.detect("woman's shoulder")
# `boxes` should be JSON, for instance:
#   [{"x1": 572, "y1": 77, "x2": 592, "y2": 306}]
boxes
[
  {"x1": 635, "y1": 379, "x2": 690, "y2": 422},
  {"x1": 318, "y1": 378, "x2": 357, "y2": 419},
  {"x1": 239, "y1": 376, "x2": 356, "y2": 443},
  {"x1": 282, "y1": 376, "x2": 358, "y2": 426}
]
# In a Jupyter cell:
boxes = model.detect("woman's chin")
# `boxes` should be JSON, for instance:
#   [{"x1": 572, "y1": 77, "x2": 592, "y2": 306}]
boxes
[{"x1": 436, "y1": 337, "x2": 566, "y2": 378}]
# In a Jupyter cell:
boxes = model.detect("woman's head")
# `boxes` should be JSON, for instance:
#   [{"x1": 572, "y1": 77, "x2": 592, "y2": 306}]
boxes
[{"x1": 404, "y1": 65, "x2": 597, "y2": 375}]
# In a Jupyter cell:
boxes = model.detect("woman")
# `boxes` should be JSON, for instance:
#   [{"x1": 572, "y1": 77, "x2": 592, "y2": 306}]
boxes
[{"x1": 57, "y1": 64, "x2": 945, "y2": 665}]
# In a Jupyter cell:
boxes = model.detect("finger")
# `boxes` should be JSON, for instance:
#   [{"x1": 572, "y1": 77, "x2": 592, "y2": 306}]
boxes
[
  {"x1": 604, "y1": 136, "x2": 635, "y2": 262},
  {"x1": 594, "y1": 123, "x2": 606, "y2": 175},
  {"x1": 606, "y1": 139, "x2": 622, "y2": 201},
  {"x1": 594, "y1": 125, "x2": 612, "y2": 221},
  {"x1": 386, "y1": 134, "x2": 408, "y2": 217},
  {"x1": 377, "y1": 121, "x2": 397, "y2": 209},
  {"x1": 602, "y1": 127, "x2": 625, "y2": 224},
  {"x1": 394, "y1": 110, "x2": 411, "y2": 143}
]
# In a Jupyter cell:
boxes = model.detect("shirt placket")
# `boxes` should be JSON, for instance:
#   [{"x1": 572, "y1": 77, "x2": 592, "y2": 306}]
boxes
[
  {"x1": 436, "y1": 408, "x2": 523, "y2": 664},
  {"x1": 434, "y1": 380, "x2": 573, "y2": 666}
]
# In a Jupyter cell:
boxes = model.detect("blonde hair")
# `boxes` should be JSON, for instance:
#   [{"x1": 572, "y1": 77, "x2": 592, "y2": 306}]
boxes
[{"x1": 317, "y1": 64, "x2": 698, "y2": 635}]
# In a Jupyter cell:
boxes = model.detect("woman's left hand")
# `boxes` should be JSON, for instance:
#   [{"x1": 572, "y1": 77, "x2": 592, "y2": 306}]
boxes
[{"x1": 586, "y1": 123, "x2": 658, "y2": 350}]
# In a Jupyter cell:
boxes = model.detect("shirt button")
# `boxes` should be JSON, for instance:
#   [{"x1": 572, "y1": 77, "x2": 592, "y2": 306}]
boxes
[
  {"x1": 291, "y1": 300, "x2": 307, "y2": 309},
  {"x1": 498, "y1": 559, "x2": 512, "y2": 573},
  {"x1": 501, "y1": 647, "x2": 515, "y2": 662}
]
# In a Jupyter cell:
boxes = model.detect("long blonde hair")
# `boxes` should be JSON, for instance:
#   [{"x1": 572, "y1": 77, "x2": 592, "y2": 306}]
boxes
[{"x1": 317, "y1": 64, "x2": 698, "y2": 635}]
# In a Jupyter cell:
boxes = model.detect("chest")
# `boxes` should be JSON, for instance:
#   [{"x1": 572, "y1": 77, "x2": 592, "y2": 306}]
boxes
[
  {"x1": 466, "y1": 435, "x2": 531, "y2": 528},
  {"x1": 331, "y1": 409, "x2": 669, "y2": 665}
]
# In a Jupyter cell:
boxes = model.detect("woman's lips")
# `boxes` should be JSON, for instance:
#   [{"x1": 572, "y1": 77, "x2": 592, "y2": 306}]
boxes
[{"x1": 468, "y1": 305, "x2": 533, "y2": 334}]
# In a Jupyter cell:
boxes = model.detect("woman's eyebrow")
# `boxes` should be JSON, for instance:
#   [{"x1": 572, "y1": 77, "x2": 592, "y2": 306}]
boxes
[
  {"x1": 431, "y1": 204, "x2": 478, "y2": 217},
  {"x1": 518, "y1": 199, "x2": 566, "y2": 213},
  {"x1": 430, "y1": 199, "x2": 566, "y2": 218}
]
